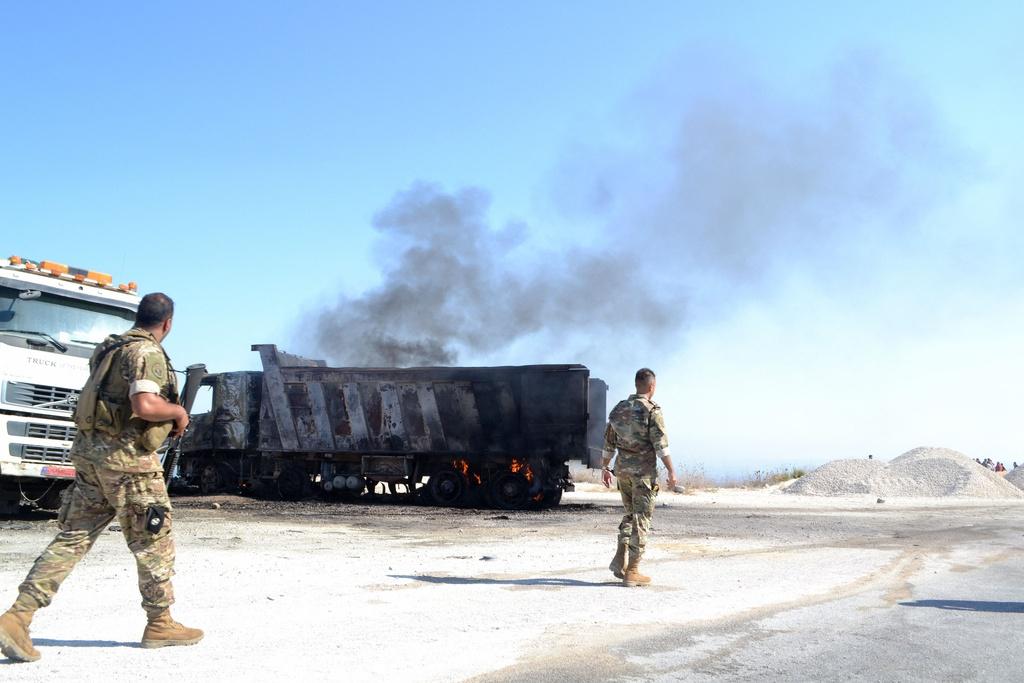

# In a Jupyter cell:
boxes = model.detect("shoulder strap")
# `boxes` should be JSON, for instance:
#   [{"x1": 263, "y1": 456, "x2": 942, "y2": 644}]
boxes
[
  {"x1": 635, "y1": 397, "x2": 655, "y2": 433},
  {"x1": 74, "y1": 336, "x2": 144, "y2": 430},
  {"x1": 90, "y1": 336, "x2": 137, "y2": 368}
]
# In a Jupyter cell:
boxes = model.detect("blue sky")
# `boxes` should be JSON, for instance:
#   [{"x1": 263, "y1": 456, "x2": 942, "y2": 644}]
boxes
[{"x1": 3, "y1": 2, "x2": 1023, "y2": 475}]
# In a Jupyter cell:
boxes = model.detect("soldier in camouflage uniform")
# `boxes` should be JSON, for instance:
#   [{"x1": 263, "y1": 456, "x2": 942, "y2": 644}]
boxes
[
  {"x1": 0, "y1": 293, "x2": 203, "y2": 663},
  {"x1": 601, "y1": 368, "x2": 676, "y2": 587}
]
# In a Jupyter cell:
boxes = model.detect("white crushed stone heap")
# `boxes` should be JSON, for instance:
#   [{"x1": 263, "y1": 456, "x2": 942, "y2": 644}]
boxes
[
  {"x1": 787, "y1": 447, "x2": 1024, "y2": 499},
  {"x1": 1006, "y1": 466, "x2": 1024, "y2": 491},
  {"x1": 784, "y1": 459, "x2": 886, "y2": 496}
]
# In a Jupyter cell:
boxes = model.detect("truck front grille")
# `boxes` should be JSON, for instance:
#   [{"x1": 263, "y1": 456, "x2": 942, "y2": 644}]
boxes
[
  {"x1": 25, "y1": 422, "x2": 77, "y2": 441},
  {"x1": 9, "y1": 444, "x2": 72, "y2": 465},
  {"x1": 4, "y1": 382, "x2": 80, "y2": 414}
]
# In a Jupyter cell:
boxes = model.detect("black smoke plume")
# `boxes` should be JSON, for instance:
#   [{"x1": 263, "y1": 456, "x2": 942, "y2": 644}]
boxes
[
  {"x1": 308, "y1": 57, "x2": 963, "y2": 367},
  {"x1": 310, "y1": 184, "x2": 675, "y2": 366}
]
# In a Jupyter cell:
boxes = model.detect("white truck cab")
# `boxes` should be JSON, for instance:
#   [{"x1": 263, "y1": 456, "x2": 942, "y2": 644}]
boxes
[{"x1": 0, "y1": 255, "x2": 139, "y2": 514}]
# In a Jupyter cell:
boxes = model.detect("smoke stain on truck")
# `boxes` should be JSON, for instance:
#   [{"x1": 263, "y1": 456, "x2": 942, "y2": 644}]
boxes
[{"x1": 175, "y1": 344, "x2": 607, "y2": 510}]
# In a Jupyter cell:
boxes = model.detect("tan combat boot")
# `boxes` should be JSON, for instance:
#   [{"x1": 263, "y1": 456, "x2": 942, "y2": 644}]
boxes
[
  {"x1": 622, "y1": 553, "x2": 651, "y2": 587},
  {"x1": 141, "y1": 610, "x2": 204, "y2": 649},
  {"x1": 609, "y1": 542, "x2": 627, "y2": 579},
  {"x1": 0, "y1": 609, "x2": 41, "y2": 662}
]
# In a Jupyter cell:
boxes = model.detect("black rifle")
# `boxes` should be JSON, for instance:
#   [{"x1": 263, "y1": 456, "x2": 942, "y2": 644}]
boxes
[{"x1": 161, "y1": 363, "x2": 207, "y2": 481}]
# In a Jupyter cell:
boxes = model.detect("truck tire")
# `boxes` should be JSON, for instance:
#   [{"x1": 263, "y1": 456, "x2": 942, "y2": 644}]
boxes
[
  {"x1": 277, "y1": 466, "x2": 310, "y2": 501},
  {"x1": 0, "y1": 496, "x2": 20, "y2": 516}
]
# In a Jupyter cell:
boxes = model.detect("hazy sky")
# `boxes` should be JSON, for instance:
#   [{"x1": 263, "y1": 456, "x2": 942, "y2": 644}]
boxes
[{"x1": 3, "y1": 2, "x2": 1022, "y2": 476}]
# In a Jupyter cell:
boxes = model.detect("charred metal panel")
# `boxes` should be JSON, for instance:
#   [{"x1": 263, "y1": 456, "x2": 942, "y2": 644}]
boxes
[
  {"x1": 362, "y1": 454, "x2": 411, "y2": 478},
  {"x1": 455, "y1": 386, "x2": 484, "y2": 450},
  {"x1": 431, "y1": 382, "x2": 467, "y2": 452},
  {"x1": 253, "y1": 345, "x2": 300, "y2": 450},
  {"x1": 397, "y1": 382, "x2": 430, "y2": 451},
  {"x1": 275, "y1": 350, "x2": 326, "y2": 368},
  {"x1": 322, "y1": 383, "x2": 352, "y2": 445},
  {"x1": 341, "y1": 382, "x2": 370, "y2": 449},
  {"x1": 248, "y1": 345, "x2": 591, "y2": 463},
  {"x1": 472, "y1": 380, "x2": 519, "y2": 454},
  {"x1": 415, "y1": 383, "x2": 446, "y2": 450},
  {"x1": 305, "y1": 383, "x2": 337, "y2": 450},
  {"x1": 378, "y1": 383, "x2": 407, "y2": 450},
  {"x1": 587, "y1": 378, "x2": 609, "y2": 468},
  {"x1": 181, "y1": 372, "x2": 262, "y2": 454}
]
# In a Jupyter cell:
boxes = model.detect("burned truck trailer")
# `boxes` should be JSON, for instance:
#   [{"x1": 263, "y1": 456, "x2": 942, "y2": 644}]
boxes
[{"x1": 175, "y1": 345, "x2": 603, "y2": 509}]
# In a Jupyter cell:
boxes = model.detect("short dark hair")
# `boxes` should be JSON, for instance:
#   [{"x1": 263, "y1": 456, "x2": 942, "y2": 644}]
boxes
[
  {"x1": 135, "y1": 292, "x2": 175, "y2": 328},
  {"x1": 635, "y1": 368, "x2": 656, "y2": 390}
]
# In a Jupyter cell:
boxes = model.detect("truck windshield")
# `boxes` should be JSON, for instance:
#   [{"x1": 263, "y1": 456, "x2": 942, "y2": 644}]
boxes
[{"x1": 0, "y1": 285, "x2": 136, "y2": 345}]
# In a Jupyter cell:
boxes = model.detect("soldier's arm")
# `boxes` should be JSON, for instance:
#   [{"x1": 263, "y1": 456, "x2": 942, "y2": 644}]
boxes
[
  {"x1": 600, "y1": 422, "x2": 618, "y2": 487},
  {"x1": 650, "y1": 408, "x2": 676, "y2": 486},
  {"x1": 601, "y1": 422, "x2": 618, "y2": 470},
  {"x1": 127, "y1": 347, "x2": 189, "y2": 434},
  {"x1": 131, "y1": 393, "x2": 188, "y2": 426}
]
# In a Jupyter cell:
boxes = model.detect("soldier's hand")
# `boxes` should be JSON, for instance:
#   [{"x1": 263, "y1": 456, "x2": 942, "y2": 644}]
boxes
[
  {"x1": 601, "y1": 468, "x2": 613, "y2": 488},
  {"x1": 666, "y1": 473, "x2": 677, "y2": 492},
  {"x1": 171, "y1": 406, "x2": 190, "y2": 437}
]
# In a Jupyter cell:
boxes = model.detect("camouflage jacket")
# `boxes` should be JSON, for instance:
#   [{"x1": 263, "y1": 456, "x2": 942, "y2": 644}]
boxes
[
  {"x1": 602, "y1": 394, "x2": 670, "y2": 477},
  {"x1": 70, "y1": 327, "x2": 178, "y2": 473}
]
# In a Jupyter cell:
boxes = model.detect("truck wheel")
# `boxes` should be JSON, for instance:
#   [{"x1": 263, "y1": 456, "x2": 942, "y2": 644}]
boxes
[
  {"x1": 199, "y1": 464, "x2": 225, "y2": 495},
  {"x1": 533, "y1": 487, "x2": 563, "y2": 509},
  {"x1": 488, "y1": 472, "x2": 530, "y2": 510},
  {"x1": 428, "y1": 469, "x2": 467, "y2": 506},
  {"x1": 0, "y1": 497, "x2": 19, "y2": 516},
  {"x1": 277, "y1": 466, "x2": 310, "y2": 501}
]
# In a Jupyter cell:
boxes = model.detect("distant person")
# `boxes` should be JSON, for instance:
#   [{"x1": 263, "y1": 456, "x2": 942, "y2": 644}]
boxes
[
  {"x1": 1015, "y1": 462, "x2": 1019, "y2": 470},
  {"x1": 600, "y1": 368, "x2": 677, "y2": 587},
  {"x1": 868, "y1": 454, "x2": 873, "y2": 460},
  {"x1": 996, "y1": 462, "x2": 1006, "y2": 473},
  {"x1": 0, "y1": 293, "x2": 203, "y2": 664}
]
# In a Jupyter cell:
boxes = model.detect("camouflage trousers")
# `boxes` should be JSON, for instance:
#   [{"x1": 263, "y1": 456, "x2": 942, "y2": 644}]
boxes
[
  {"x1": 616, "y1": 473, "x2": 659, "y2": 557},
  {"x1": 15, "y1": 460, "x2": 176, "y2": 616}
]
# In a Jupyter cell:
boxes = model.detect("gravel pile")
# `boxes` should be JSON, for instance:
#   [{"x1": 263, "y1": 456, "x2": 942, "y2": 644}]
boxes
[
  {"x1": 1006, "y1": 466, "x2": 1024, "y2": 491},
  {"x1": 787, "y1": 447, "x2": 1024, "y2": 499},
  {"x1": 785, "y1": 459, "x2": 886, "y2": 496}
]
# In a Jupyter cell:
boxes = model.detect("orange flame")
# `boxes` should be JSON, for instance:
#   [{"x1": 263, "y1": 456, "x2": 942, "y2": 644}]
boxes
[
  {"x1": 510, "y1": 458, "x2": 534, "y2": 483},
  {"x1": 453, "y1": 459, "x2": 482, "y2": 486}
]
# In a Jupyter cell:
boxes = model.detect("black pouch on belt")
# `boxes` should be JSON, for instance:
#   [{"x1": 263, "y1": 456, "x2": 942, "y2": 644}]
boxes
[{"x1": 145, "y1": 506, "x2": 166, "y2": 534}]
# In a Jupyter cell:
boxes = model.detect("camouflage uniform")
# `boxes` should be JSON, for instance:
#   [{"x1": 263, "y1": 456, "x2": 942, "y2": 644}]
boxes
[
  {"x1": 14, "y1": 328, "x2": 179, "y2": 617},
  {"x1": 602, "y1": 394, "x2": 670, "y2": 558}
]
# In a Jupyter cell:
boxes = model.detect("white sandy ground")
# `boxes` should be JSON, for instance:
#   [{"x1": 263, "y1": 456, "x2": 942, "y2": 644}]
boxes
[{"x1": 2, "y1": 487, "x2": 1023, "y2": 681}]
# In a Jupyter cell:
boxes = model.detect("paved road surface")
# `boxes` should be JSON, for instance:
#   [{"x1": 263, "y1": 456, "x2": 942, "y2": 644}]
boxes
[{"x1": 2, "y1": 490, "x2": 1022, "y2": 681}]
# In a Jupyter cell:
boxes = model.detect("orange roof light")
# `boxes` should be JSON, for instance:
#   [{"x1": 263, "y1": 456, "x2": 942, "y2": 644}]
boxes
[
  {"x1": 7, "y1": 256, "x2": 130, "y2": 290},
  {"x1": 87, "y1": 271, "x2": 113, "y2": 286},
  {"x1": 40, "y1": 261, "x2": 70, "y2": 276}
]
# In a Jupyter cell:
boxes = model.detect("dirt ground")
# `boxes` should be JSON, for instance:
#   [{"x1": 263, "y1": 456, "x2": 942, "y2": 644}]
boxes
[{"x1": 1, "y1": 486, "x2": 1023, "y2": 681}]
